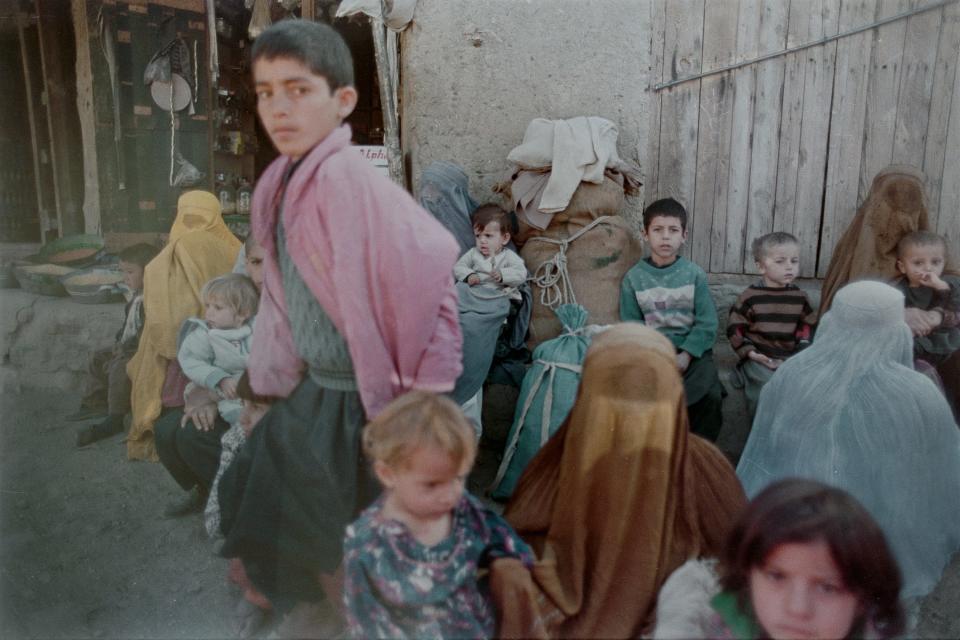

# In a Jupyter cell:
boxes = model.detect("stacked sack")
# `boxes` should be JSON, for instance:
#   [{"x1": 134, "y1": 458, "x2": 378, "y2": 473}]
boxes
[
  {"x1": 490, "y1": 304, "x2": 591, "y2": 500},
  {"x1": 496, "y1": 117, "x2": 643, "y2": 348}
]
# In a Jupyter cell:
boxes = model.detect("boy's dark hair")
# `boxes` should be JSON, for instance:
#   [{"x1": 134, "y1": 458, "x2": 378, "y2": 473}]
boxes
[
  {"x1": 897, "y1": 230, "x2": 946, "y2": 258},
  {"x1": 751, "y1": 231, "x2": 799, "y2": 262},
  {"x1": 251, "y1": 20, "x2": 354, "y2": 90},
  {"x1": 642, "y1": 197, "x2": 687, "y2": 231},
  {"x1": 117, "y1": 243, "x2": 160, "y2": 268},
  {"x1": 471, "y1": 203, "x2": 516, "y2": 235},
  {"x1": 720, "y1": 479, "x2": 905, "y2": 639}
]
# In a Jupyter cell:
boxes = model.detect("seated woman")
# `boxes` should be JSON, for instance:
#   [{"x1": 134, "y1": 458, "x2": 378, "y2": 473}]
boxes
[
  {"x1": 154, "y1": 234, "x2": 267, "y2": 516},
  {"x1": 819, "y1": 165, "x2": 960, "y2": 415},
  {"x1": 126, "y1": 190, "x2": 240, "y2": 461},
  {"x1": 496, "y1": 323, "x2": 747, "y2": 638},
  {"x1": 737, "y1": 280, "x2": 960, "y2": 600},
  {"x1": 652, "y1": 479, "x2": 905, "y2": 640},
  {"x1": 418, "y1": 160, "x2": 481, "y2": 256}
]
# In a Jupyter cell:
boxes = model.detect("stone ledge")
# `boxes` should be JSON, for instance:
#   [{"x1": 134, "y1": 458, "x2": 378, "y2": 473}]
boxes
[
  {"x1": 0, "y1": 278, "x2": 825, "y2": 400},
  {"x1": 0, "y1": 290, "x2": 124, "y2": 394}
]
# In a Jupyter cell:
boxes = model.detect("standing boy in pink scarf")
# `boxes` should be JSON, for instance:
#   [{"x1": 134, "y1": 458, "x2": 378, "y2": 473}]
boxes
[{"x1": 215, "y1": 20, "x2": 463, "y2": 636}]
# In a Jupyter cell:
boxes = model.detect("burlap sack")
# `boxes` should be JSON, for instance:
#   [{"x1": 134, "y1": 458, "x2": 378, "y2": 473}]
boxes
[
  {"x1": 521, "y1": 216, "x2": 642, "y2": 348},
  {"x1": 508, "y1": 176, "x2": 626, "y2": 247}
]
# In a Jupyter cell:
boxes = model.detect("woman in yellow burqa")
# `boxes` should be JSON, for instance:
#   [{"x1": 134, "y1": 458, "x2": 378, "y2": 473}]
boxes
[{"x1": 126, "y1": 191, "x2": 240, "y2": 461}]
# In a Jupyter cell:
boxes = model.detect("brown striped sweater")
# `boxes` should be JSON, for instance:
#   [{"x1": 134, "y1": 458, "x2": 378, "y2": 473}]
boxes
[{"x1": 726, "y1": 283, "x2": 817, "y2": 360}]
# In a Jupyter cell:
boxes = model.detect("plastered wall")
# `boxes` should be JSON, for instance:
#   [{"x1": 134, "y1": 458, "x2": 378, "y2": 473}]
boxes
[{"x1": 400, "y1": 0, "x2": 651, "y2": 227}]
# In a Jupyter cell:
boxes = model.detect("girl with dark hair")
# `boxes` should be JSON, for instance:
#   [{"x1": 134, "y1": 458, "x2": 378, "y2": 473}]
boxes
[{"x1": 652, "y1": 479, "x2": 905, "y2": 640}]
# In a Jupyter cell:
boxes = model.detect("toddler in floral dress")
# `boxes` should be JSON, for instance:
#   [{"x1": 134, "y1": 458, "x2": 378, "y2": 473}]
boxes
[{"x1": 342, "y1": 391, "x2": 533, "y2": 639}]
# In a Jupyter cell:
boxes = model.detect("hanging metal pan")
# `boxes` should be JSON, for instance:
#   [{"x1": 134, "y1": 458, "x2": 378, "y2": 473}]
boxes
[{"x1": 150, "y1": 73, "x2": 192, "y2": 112}]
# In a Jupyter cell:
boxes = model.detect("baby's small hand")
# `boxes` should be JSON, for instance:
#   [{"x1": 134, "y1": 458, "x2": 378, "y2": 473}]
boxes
[
  {"x1": 921, "y1": 272, "x2": 950, "y2": 291},
  {"x1": 676, "y1": 351, "x2": 692, "y2": 373},
  {"x1": 491, "y1": 269, "x2": 503, "y2": 283},
  {"x1": 467, "y1": 274, "x2": 481, "y2": 286},
  {"x1": 218, "y1": 377, "x2": 238, "y2": 399}
]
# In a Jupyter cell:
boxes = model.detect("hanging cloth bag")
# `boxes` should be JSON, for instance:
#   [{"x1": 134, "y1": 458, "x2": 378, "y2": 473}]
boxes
[{"x1": 490, "y1": 304, "x2": 591, "y2": 500}]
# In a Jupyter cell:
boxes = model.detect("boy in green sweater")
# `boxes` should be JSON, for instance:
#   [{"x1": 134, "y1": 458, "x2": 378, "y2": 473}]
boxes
[{"x1": 619, "y1": 198, "x2": 724, "y2": 440}]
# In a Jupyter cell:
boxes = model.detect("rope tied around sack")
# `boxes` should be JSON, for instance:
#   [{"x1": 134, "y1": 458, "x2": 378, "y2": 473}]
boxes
[
  {"x1": 526, "y1": 216, "x2": 615, "y2": 309},
  {"x1": 490, "y1": 358, "x2": 583, "y2": 491}
]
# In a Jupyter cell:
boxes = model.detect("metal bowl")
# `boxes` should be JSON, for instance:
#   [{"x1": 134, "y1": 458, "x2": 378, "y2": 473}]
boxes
[
  {"x1": 61, "y1": 266, "x2": 126, "y2": 304},
  {"x1": 13, "y1": 263, "x2": 77, "y2": 296},
  {"x1": 38, "y1": 234, "x2": 105, "y2": 268}
]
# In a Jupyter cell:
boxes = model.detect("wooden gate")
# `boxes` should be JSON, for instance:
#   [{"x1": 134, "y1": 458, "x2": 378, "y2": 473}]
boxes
[{"x1": 646, "y1": 0, "x2": 960, "y2": 277}]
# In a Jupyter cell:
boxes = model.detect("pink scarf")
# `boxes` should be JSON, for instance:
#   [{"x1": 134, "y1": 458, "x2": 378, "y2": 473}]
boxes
[{"x1": 248, "y1": 125, "x2": 462, "y2": 417}]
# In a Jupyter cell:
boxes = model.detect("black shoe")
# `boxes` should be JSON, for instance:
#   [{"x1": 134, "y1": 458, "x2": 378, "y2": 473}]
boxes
[
  {"x1": 75, "y1": 415, "x2": 125, "y2": 446},
  {"x1": 163, "y1": 487, "x2": 207, "y2": 518},
  {"x1": 66, "y1": 406, "x2": 107, "y2": 422}
]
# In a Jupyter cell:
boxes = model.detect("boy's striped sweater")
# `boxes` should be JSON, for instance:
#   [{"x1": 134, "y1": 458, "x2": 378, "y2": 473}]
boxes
[{"x1": 726, "y1": 283, "x2": 816, "y2": 360}]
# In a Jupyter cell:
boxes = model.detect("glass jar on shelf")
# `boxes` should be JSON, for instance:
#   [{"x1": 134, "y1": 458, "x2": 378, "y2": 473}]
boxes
[
  {"x1": 216, "y1": 172, "x2": 236, "y2": 215},
  {"x1": 236, "y1": 178, "x2": 252, "y2": 216}
]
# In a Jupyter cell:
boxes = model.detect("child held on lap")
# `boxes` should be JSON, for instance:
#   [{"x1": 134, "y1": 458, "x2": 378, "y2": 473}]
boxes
[
  {"x1": 619, "y1": 198, "x2": 724, "y2": 441},
  {"x1": 343, "y1": 391, "x2": 533, "y2": 640},
  {"x1": 74, "y1": 242, "x2": 160, "y2": 446},
  {"x1": 727, "y1": 232, "x2": 817, "y2": 418},
  {"x1": 892, "y1": 231, "x2": 960, "y2": 375},
  {"x1": 453, "y1": 204, "x2": 526, "y2": 300},
  {"x1": 204, "y1": 371, "x2": 274, "y2": 539},
  {"x1": 177, "y1": 273, "x2": 259, "y2": 427}
]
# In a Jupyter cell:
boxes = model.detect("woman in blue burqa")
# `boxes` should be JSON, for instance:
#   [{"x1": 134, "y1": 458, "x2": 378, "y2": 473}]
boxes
[
  {"x1": 419, "y1": 162, "x2": 533, "y2": 425},
  {"x1": 737, "y1": 280, "x2": 960, "y2": 600}
]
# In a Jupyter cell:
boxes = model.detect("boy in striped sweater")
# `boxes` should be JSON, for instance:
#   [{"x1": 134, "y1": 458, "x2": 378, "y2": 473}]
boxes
[
  {"x1": 727, "y1": 232, "x2": 817, "y2": 418},
  {"x1": 620, "y1": 198, "x2": 725, "y2": 441}
]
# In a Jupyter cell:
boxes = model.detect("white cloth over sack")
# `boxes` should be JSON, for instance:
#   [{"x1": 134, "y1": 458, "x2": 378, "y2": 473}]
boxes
[
  {"x1": 507, "y1": 116, "x2": 625, "y2": 215},
  {"x1": 336, "y1": 0, "x2": 417, "y2": 30}
]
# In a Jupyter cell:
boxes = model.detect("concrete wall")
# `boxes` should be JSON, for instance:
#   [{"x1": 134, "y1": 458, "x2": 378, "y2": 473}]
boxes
[
  {"x1": 400, "y1": 0, "x2": 651, "y2": 227},
  {"x1": 0, "y1": 291, "x2": 122, "y2": 394}
]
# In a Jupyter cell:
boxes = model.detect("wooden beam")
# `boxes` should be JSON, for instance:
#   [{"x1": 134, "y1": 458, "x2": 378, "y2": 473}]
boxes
[
  {"x1": 371, "y1": 17, "x2": 404, "y2": 187},
  {"x1": 72, "y1": 0, "x2": 101, "y2": 235},
  {"x1": 301, "y1": 0, "x2": 315, "y2": 21},
  {"x1": 34, "y1": 4, "x2": 65, "y2": 235},
  {"x1": 16, "y1": 12, "x2": 49, "y2": 244}
]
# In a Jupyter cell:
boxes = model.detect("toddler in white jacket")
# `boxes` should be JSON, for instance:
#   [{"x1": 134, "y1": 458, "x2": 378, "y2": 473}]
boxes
[
  {"x1": 177, "y1": 273, "x2": 259, "y2": 425},
  {"x1": 453, "y1": 204, "x2": 526, "y2": 300}
]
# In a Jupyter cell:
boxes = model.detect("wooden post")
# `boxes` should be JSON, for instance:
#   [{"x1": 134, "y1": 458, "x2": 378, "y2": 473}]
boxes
[
  {"x1": 72, "y1": 0, "x2": 102, "y2": 235},
  {"x1": 371, "y1": 17, "x2": 405, "y2": 188},
  {"x1": 301, "y1": 0, "x2": 315, "y2": 21},
  {"x1": 34, "y1": 4, "x2": 65, "y2": 235},
  {"x1": 16, "y1": 12, "x2": 50, "y2": 243}
]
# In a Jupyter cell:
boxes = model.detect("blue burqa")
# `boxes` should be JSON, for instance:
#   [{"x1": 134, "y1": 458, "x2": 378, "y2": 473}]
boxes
[{"x1": 737, "y1": 280, "x2": 960, "y2": 599}]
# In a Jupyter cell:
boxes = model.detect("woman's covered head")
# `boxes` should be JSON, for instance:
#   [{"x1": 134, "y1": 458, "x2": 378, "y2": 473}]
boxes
[
  {"x1": 721, "y1": 479, "x2": 904, "y2": 640},
  {"x1": 175, "y1": 191, "x2": 221, "y2": 232},
  {"x1": 580, "y1": 323, "x2": 681, "y2": 409},
  {"x1": 828, "y1": 280, "x2": 905, "y2": 330},
  {"x1": 808, "y1": 280, "x2": 914, "y2": 374}
]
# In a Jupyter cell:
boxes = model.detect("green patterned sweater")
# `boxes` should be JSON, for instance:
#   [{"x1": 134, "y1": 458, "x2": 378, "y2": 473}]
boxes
[{"x1": 619, "y1": 256, "x2": 718, "y2": 358}]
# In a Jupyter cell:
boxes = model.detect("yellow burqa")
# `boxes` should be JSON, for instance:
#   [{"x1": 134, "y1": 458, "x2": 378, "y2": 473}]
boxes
[{"x1": 126, "y1": 191, "x2": 240, "y2": 461}]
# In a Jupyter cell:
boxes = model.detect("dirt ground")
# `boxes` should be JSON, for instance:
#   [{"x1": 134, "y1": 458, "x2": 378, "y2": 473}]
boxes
[{"x1": 1, "y1": 384, "x2": 959, "y2": 639}]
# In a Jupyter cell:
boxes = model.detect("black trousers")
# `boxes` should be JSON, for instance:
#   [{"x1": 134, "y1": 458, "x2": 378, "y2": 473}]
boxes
[{"x1": 154, "y1": 407, "x2": 228, "y2": 492}]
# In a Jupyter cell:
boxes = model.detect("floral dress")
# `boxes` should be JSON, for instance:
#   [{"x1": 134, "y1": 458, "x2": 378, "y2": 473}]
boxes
[{"x1": 342, "y1": 492, "x2": 534, "y2": 639}]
